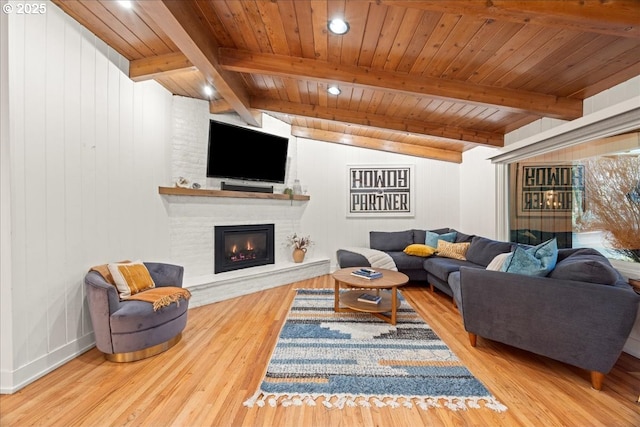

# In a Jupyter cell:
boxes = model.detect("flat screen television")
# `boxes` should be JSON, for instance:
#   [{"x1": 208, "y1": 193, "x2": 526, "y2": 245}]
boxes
[{"x1": 206, "y1": 120, "x2": 289, "y2": 184}]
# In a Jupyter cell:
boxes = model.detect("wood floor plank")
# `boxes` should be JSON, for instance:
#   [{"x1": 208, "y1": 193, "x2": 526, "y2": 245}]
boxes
[{"x1": 1, "y1": 276, "x2": 639, "y2": 426}]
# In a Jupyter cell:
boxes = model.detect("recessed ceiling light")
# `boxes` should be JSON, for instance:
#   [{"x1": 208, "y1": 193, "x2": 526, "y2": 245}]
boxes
[
  {"x1": 118, "y1": 0, "x2": 133, "y2": 9},
  {"x1": 327, "y1": 86, "x2": 341, "y2": 96},
  {"x1": 204, "y1": 85, "x2": 214, "y2": 97},
  {"x1": 328, "y1": 18, "x2": 349, "y2": 35}
]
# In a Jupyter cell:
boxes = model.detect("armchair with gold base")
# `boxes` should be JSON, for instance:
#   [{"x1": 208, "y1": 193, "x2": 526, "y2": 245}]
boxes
[{"x1": 84, "y1": 262, "x2": 190, "y2": 362}]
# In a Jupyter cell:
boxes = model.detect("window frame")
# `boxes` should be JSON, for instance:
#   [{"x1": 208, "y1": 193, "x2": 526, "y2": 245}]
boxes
[{"x1": 491, "y1": 98, "x2": 640, "y2": 277}]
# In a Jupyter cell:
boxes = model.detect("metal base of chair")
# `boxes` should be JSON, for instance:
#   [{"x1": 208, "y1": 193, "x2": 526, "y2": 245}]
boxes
[{"x1": 104, "y1": 333, "x2": 182, "y2": 363}]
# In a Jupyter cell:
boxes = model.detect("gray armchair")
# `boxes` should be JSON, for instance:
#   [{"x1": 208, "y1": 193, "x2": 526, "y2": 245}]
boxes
[{"x1": 85, "y1": 262, "x2": 189, "y2": 362}]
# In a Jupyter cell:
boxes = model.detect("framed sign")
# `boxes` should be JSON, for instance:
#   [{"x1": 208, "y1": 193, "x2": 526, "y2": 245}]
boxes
[
  {"x1": 347, "y1": 165, "x2": 415, "y2": 217},
  {"x1": 515, "y1": 162, "x2": 585, "y2": 217}
]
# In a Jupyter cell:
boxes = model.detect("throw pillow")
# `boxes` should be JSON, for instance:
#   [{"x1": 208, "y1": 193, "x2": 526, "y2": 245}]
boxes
[
  {"x1": 108, "y1": 260, "x2": 155, "y2": 298},
  {"x1": 486, "y1": 252, "x2": 512, "y2": 271},
  {"x1": 403, "y1": 244, "x2": 438, "y2": 257},
  {"x1": 425, "y1": 230, "x2": 457, "y2": 248},
  {"x1": 500, "y1": 238, "x2": 558, "y2": 277},
  {"x1": 436, "y1": 240, "x2": 470, "y2": 260}
]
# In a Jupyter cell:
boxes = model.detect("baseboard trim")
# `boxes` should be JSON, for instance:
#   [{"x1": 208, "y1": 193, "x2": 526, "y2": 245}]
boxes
[
  {"x1": 624, "y1": 335, "x2": 640, "y2": 358},
  {"x1": 0, "y1": 334, "x2": 95, "y2": 394}
]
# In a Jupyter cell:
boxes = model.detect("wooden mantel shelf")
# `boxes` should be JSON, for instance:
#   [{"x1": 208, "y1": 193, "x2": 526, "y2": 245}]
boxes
[{"x1": 158, "y1": 186, "x2": 310, "y2": 201}]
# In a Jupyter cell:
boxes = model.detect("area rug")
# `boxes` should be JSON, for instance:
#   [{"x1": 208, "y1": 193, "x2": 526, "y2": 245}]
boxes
[{"x1": 243, "y1": 289, "x2": 507, "y2": 411}]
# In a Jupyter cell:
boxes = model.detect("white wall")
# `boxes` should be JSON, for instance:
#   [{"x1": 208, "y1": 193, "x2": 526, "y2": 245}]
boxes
[
  {"x1": 1, "y1": 2, "x2": 173, "y2": 393},
  {"x1": 1, "y1": 0, "x2": 14, "y2": 388},
  {"x1": 459, "y1": 147, "x2": 500, "y2": 239},
  {"x1": 296, "y1": 139, "x2": 461, "y2": 270}
]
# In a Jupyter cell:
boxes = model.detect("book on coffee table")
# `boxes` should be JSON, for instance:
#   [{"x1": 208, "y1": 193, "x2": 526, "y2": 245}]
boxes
[
  {"x1": 351, "y1": 268, "x2": 383, "y2": 280},
  {"x1": 357, "y1": 293, "x2": 382, "y2": 304}
]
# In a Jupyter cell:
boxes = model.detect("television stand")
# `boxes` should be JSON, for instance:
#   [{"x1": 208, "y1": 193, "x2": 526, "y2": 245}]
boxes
[{"x1": 221, "y1": 182, "x2": 273, "y2": 193}]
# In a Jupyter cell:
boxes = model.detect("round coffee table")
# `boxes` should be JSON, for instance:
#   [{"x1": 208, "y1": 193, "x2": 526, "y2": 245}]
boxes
[{"x1": 332, "y1": 267, "x2": 409, "y2": 325}]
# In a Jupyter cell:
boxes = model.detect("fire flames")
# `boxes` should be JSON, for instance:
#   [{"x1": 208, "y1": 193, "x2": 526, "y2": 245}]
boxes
[{"x1": 229, "y1": 240, "x2": 258, "y2": 262}]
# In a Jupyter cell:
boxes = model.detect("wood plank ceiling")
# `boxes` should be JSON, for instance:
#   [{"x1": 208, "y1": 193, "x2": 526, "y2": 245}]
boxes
[{"x1": 52, "y1": 0, "x2": 640, "y2": 163}]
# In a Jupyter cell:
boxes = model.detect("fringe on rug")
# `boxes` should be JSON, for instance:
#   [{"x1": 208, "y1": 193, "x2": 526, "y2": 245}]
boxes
[{"x1": 243, "y1": 391, "x2": 507, "y2": 413}]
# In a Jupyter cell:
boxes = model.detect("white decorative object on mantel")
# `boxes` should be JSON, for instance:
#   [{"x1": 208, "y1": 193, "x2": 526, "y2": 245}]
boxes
[{"x1": 175, "y1": 177, "x2": 190, "y2": 188}]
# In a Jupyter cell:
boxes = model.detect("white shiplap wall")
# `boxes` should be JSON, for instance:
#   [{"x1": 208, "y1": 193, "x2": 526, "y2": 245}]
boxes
[
  {"x1": 459, "y1": 146, "x2": 501, "y2": 239},
  {"x1": 1, "y1": 0, "x2": 13, "y2": 387},
  {"x1": 296, "y1": 139, "x2": 462, "y2": 270},
  {"x1": 1, "y1": 3, "x2": 173, "y2": 393}
]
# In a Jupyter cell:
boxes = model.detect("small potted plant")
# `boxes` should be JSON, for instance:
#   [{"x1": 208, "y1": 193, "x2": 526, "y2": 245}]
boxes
[{"x1": 287, "y1": 233, "x2": 313, "y2": 263}]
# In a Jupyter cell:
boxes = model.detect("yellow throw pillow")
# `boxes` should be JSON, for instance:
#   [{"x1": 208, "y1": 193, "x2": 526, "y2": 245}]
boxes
[
  {"x1": 403, "y1": 244, "x2": 438, "y2": 257},
  {"x1": 107, "y1": 260, "x2": 155, "y2": 298},
  {"x1": 437, "y1": 240, "x2": 470, "y2": 261}
]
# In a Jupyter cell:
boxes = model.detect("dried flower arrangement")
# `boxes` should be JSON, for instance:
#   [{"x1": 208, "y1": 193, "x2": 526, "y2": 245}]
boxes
[{"x1": 286, "y1": 233, "x2": 313, "y2": 250}]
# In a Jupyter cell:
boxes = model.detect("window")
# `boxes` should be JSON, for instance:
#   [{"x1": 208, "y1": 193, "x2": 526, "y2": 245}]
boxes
[{"x1": 508, "y1": 133, "x2": 639, "y2": 264}]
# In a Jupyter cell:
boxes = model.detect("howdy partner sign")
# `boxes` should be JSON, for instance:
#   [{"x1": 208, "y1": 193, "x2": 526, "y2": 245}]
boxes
[
  {"x1": 517, "y1": 163, "x2": 585, "y2": 217},
  {"x1": 347, "y1": 165, "x2": 415, "y2": 217}
]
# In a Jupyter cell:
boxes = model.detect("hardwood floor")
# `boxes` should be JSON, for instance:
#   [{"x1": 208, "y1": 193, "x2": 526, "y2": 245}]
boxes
[{"x1": 1, "y1": 275, "x2": 639, "y2": 426}]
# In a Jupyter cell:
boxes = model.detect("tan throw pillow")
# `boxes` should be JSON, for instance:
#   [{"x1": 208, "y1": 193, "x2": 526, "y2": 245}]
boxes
[
  {"x1": 437, "y1": 240, "x2": 470, "y2": 261},
  {"x1": 107, "y1": 260, "x2": 155, "y2": 298},
  {"x1": 403, "y1": 244, "x2": 438, "y2": 257},
  {"x1": 486, "y1": 252, "x2": 512, "y2": 271}
]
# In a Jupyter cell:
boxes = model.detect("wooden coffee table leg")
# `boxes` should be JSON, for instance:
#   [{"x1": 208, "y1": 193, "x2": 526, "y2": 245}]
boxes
[
  {"x1": 334, "y1": 278, "x2": 340, "y2": 312},
  {"x1": 391, "y1": 285, "x2": 398, "y2": 325}
]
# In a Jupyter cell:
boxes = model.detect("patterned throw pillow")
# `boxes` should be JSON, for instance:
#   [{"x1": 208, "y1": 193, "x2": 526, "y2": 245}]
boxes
[
  {"x1": 425, "y1": 231, "x2": 457, "y2": 248},
  {"x1": 436, "y1": 240, "x2": 470, "y2": 260},
  {"x1": 501, "y1": 238, "x2": 558, "y2": 277},
  {"x1": 107, "y1": 260, "x2": 155, "y2": 298},
  {"x1": 403, "y1": 244, "x2": 438, "y2": 257}
]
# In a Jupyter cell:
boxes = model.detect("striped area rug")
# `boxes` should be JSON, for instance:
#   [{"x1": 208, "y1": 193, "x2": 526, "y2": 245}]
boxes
[{"x1": 244, "y1": 289, "x2": 506, "y2": 411}]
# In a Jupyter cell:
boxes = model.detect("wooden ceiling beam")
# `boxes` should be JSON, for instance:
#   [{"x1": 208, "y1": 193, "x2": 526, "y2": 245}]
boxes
[
  {"x1": 209, "y1": 99, "x2": 234, "y2": 114},
  {"x1": 381, "y1": 0, "x2": 640, "y2": 38},
  {"x1": 129, "y1": 52, "x2": 195, "y2": 82},
  {"x1": 220, "y1": 49, "x2": 583, "y2": 121},
  {"x1": 137, "y1": 0, "x2": 261, "y2": 127},
  {"x1": 253, "y1": 98, "x2": 503, "y2": 147},
  {"x1": 292, "y1": 127, "x2": 462, "y2": 163}
]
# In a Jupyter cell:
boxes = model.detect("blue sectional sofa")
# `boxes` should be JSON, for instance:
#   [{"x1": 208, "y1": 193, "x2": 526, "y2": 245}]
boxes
[{"x1": 336, "y1": 228, "x2": 640, "y2": 390}]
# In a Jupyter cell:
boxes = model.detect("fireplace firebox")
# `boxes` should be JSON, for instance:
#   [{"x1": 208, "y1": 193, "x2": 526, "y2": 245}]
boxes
[{"x1": 214, "y1": 224, "x2": 275, "y2": 273}]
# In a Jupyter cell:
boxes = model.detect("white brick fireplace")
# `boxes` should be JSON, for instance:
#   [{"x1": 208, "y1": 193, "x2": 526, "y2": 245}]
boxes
[
  {"x1": 165, "y1": 96, "x2": 329, "y2": 307},
  {"x1": 161, "y1": 194, "x2": 328, "y2": 307}
]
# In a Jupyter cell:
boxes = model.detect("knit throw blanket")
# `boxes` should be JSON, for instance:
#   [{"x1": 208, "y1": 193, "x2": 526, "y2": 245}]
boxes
[
  {"x1": 89, "y1": 264, "x2": 191, "y2": 311},
  {"x1": 341, "y1": 247, "x2": 398, "y2": 271}
]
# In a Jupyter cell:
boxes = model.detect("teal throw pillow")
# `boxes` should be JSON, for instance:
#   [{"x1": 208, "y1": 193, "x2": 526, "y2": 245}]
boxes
[
  {"x1": 425, "y1": 231, "x2": 457, "y2": 248},
  {"x1": 501, "y1": 238, "x2": 558, "y2": 277}
]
